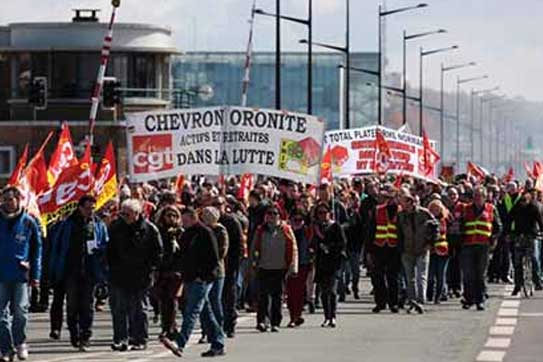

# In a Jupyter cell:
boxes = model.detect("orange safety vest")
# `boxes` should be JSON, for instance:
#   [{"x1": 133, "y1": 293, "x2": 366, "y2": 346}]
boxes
[
  {"x1": 374, "y1": 204, "x2": 399, "y2": 248},
  {"x1": 432, "y1": 218, "x2": 448, "y2": 256},
  {"x1": 463, "y1": 203, "x2": 494, "y2": 246}
]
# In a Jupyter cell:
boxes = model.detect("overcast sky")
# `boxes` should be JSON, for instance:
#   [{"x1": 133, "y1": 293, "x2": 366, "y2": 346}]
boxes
[{"x1": 2, "y1": 0, "x2": 542, "y2": 101}]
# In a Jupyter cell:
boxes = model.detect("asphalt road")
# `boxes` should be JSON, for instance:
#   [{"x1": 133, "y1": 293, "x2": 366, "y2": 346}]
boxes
[{"x1": 21, "y1": 280, "x2": 543, "y2": 362}]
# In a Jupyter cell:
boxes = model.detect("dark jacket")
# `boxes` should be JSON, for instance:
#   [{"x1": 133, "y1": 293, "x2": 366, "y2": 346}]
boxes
[
  {"x1": 107, "y1": 217, "x2": 163, "y2": 290},
  {"x1": 508, "y1": 200, "x2": 543, "y2": 236},
  {"x1": 0, "y1": 208, "x2": 42, "y2": 283},
  {"x1": 49, "y1": 211, "x2": 109, "y2": 284},
  {"x1": 158, "y1": 225, "x2": 183, "y2": 273},
  {"x1": 314, "y1": 221, "x2": 347, "y2": 283},
  {"x1": 210, "y1": 223, "x2": 229, "y2": 278},
  {"x1": 346, "y1": 208, "x2": 363, "y2": 254},
  {"x1": 359, "y1": 194, "x2": 379, "y2": 248},
  {"x1": 219, "y1": 213, "x2": 244, "y2": 273},
  {"x1": 179, "y1": 222, "x2": 220, "y2": 283}
]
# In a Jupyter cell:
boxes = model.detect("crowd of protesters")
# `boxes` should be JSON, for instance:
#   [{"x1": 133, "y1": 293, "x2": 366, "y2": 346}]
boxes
[{"x1": 1, "y1": 172, "x2": 543, "y2": 360}]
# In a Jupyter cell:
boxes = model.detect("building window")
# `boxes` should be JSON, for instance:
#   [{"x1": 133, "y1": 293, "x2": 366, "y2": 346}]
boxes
[{"x1": 0, "y1": 146, "x2": 15, "y2": 177}]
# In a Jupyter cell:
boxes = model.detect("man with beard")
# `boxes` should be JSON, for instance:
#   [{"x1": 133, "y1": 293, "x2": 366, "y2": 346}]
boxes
[{"x1": 49, "y1": 195, "x2": 109, "y2": 351}]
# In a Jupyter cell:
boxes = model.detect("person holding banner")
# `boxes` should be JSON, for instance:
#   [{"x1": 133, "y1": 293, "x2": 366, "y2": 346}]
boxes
[
  {"x1": 48, "y1": 195, "x2": 109, "y2": 352},
  {"x1": 0, "y1": 186, "x2": 42, "y2": 362}
]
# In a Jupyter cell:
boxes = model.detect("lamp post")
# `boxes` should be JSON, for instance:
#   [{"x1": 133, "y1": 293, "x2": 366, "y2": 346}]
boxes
[
  {"x1": 419, "y1": 45, "x2": 458, "y2": 136},
  {"x1": 403, "y1": 29, "x2": 447, "y2": 126},
  {"x1": 378, "y1": 3, "x2": 428, "y2": 125},
  {"x1": 300, "y1": 38, "x2": 350, "y2": 127},
  {"x1": 455, "y1": 75, "x2": 488, "y2": 168},
  {"x1": 470, "y1": 86, "x2": 499, "y2": 161},
  {"x1": 480, "y1": 94, "x2": 504, "y2": 167},
  {"x1": 255, "y1": 0, "x2": 312, "y2": 114},
  {"x1": 439, "y1": 62, "x2": 476, "y2": 160}
]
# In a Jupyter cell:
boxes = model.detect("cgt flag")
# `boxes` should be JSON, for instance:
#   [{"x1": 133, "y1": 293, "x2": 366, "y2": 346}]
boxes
[
  {"x1": 39, "y1": 142, "x2": 95, "y2": 225},
  {"x1": 422, "y1": 131, "x2": 440, "y2": 177},
  {"x1": 7, "y1": 144, "x2": 28, "y2": 186},
  {"x1": 467, "y1": 161, "x2": 488, "y2": 181},
  {"x1": 373, "y1": 128, "x2": 392, "y2": 174},
  {"x1": 48, "y1": 122, "x2": 78, "y2": 187},
  {"x1": 94, "y1": 141, "x2": 118, "y2": 211}
]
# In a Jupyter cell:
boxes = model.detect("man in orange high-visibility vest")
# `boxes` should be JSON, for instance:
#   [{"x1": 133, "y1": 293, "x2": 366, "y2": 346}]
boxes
[
  {"x1": 366, "y1": 184, "x2": 401, "y2": 314},
  {"x1": 460, "y1": 186, "x2": 502, "y2": 311}
]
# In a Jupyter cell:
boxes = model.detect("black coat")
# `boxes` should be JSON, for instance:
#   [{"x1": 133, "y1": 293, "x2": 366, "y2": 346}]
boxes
[
  {"x1": 219, "y1": 213, "x2": 244, "y2": 273},
  {"x1": 158, "y1": 226, "x2": 183, "y2": 273},
  {"x1": 314, "y1": 222, "x2": 347, "y2": 283},
  {"x1": 107, "y1": 217, "x2": 163, "y2": 291},
  {"x1": 179, "y1": 222, "x2": 220, "y2": 283}
]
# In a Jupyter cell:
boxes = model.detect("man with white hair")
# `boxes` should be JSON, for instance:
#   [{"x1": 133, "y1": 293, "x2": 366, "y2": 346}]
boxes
[
  {"x1": 107, "y1": 198, "x2": 163, "y2": 352},
  {"x1": 0, "y1": 186, "x2": 42, "y2": 361}
]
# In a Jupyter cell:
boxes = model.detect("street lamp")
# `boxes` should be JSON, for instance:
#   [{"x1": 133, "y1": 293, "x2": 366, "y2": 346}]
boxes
[
  {"x1": 254, "y1": 0, "x2": 313, "y2": 114},
  {"x1": 300, "y1": 36, "x2": 350, "y2": 127},
  {"x1": 439, "y1": 61, "x2": 476, "y2": 159},
  {"x1": 379, "y1": 3, "x2": 428, "y2": 125},
  {"x1": 419, "y1": 45, "x2": 459, "y2": 135},
  {"x1": 254, "y1": 0, "x2": 282, "y2": 109},
  {"x1": 470, "y1": 86, "x2": 499, "y2": 161},
  {"x1": 404, "y1": 29, "x2": 447, "y2": 126},
  {"x1": 455, "y1": 74, "x2": 488, "y2": 167},
  {"x1": 480, "y1": 94, "x2": 504, "y2": 166}
]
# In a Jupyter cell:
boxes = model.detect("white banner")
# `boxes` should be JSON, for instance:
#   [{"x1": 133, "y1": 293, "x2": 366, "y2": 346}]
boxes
[
  {"x1": 322, "y1": 126, "x2": 439, "y2": 179},
  {"x1": 126, "y1": 107, "x2": 325, "y2": 184}
]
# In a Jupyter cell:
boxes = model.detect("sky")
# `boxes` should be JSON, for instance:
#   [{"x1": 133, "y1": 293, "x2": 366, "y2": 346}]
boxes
[{"x1": 1, "y1": 0, "x2": 542, "y2": 102}]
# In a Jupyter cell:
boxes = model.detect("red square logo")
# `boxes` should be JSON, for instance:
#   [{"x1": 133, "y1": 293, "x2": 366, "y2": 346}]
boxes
[{"x1": 132, "y1": 134, "x2": 174, "y2": 174}]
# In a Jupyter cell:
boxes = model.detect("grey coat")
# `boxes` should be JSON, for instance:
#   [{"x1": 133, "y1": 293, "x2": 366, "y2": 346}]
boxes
[{"x1": 397, "y1": 206, "x2": 439, "y2": 256}]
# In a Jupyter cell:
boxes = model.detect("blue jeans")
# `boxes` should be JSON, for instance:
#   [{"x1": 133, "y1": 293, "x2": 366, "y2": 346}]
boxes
[
  {"x1": 427, "y1": 254, "x2": 449, "y2": 302},
  {"x1": 177, "y1": 281, "x2": 224, "y2": 351},
  {"x1": 348, "y1": 251, "x2": 361, "y2": 293},
  {"x1": 0, "y1": 283, "x2": 29, "y2": 354},
  {"x1": 200, "y1": 277, "x2": 225, "y2": 336},
  {"x1": 401, "y1": 252, "x2": 430, "y2": 304},
  {"x1": 109, "y1": 286, "x2": 148, "y2": 345}
]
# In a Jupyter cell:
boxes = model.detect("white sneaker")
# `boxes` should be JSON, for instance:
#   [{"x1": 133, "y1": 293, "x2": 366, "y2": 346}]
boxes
[{"x1": 16, "y1": 344, "x2": 28, "y2": 361}]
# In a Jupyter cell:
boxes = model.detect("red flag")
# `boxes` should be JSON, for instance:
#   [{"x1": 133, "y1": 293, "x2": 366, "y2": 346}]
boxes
[
  {"x1": 7, "y1": 144, "x2": 28, "y2": 186},
  {"x1": 237, "y1": 173, "x2": 255, "y2": 201},
  {"x1": 94, "y1": 141, "x2": 118, "y2": 210},
  {"x1": 422, "y1": 131, "x2": 440, "y2": 177},
  {"x1": 21, "y1": 131, "x2": 54, "y2": 196},
  {"x1": 467, "y1": 161, "x2": 488, "y2": 181},
  {"x1": 175, "y1": 173, "x2": 185, "y2": 195},
  {"x1": 320, "y1": 145, "x2": 333, "y2": 184},
  {"x1": 525, "y1": 162, "x2": 534, "y2": 179},
  {"x1": 374, "y1": 129, "x2": 392, "y2": 174},
  {"x1": 393, "y1": 172, "x2": 404, "y2": 189},
  {"x1": 504, "y1": 167, "x2": 514, "y2": 183},
  {"x1": 533, "y1": 161, "x2": 543, "y2": 179},
  {"x1": 48, "y1": 122, "x2": 78, "y2": 186}
]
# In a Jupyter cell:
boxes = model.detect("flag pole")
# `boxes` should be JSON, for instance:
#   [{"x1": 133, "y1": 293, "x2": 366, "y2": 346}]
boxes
[
  {"x1": 88, "y1": 0, "x2": 120, "y2": 146},
  {"x1": 241, "y1": 0, "x2": 257, "y2": 107}
]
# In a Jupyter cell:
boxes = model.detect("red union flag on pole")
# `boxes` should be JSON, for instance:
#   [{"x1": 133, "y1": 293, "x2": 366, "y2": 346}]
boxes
[
  {"x1": 237, "y1": 173, "x2": 255, "y2": 201},
  {"x1": 48, "y1": 122, "x2": 78, "y2": 187},
  {"x1": 374, "y1": 128, "x2": 392, "y2": 174},
  {"x1": 467, "y1": 161, "x2": 488, "y2": 181},
  {"x1": 422, "y1": 131, "x2": 440, "y2": 177},
  {"x1": 39, "y1": 142, "x2": 95, "y2": 225},
  {"x1": 94, "y1": 141, "x2": 118, "y2": 210},
  {"x1": 7, "y1": 144, "x2": 28, "y2": 186}
]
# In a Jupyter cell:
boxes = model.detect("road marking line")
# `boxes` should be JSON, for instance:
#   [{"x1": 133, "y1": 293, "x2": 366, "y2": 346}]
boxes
[
  {"x1": 503, "y1": 293, "x2": 520, "y2": 299},
  {"x1": 495, "y1": 318, "x2": 517, "y2": 326},
  {"x1": 489, "y1": 326, "x2": 515, "y2": 336},
  {"x1": 504, "y1": 285, "x2": 514, "y2": 291},
  {"x1": 484, "y1": 338, "x2": 511, "y2": 348},
  {"x1": 497, "y1": 308, "x2": 518, "y2": 317},
  {"x1": 476, "y1": 350, "x2": 506, "y2": 362},
  {"x1": 34, "y1": 352, "x2": 109, "y2": 362},
  {"x1": 501, "y1": 300, "x2": 520, "y2": 308},
  {"x1": 519, "y1": 312, "x2": 543, "y2": 317}
]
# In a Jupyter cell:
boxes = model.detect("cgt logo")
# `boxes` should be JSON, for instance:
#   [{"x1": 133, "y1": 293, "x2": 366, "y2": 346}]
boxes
[{"x1": 132, "y1": 134, "x2": 174, "y2": 174}]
